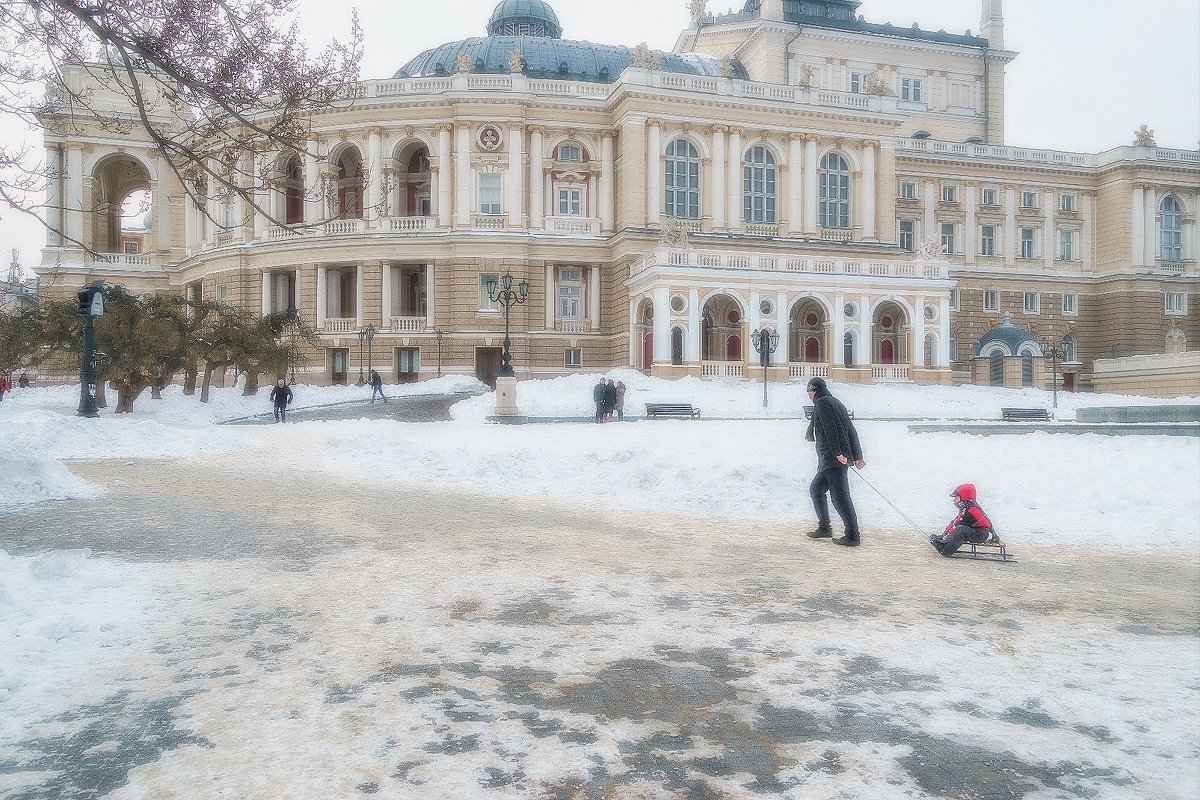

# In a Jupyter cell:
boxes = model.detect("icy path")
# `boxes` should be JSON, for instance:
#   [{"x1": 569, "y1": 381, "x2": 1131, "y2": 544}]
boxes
[{"x1": 1, "y1": 454, "x2": 1197, "y2": 799}]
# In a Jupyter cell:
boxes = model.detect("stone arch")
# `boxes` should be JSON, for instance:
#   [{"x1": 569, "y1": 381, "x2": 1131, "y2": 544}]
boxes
[
  {"x1": 88, "y1": 153, "x2": 154, "y2": 254},
  {"x1": 271, "y1": 152, "x2": 306, "y2": 225},
  {"x1": 635, "y1": 297, "x2": 654, "y2": 371},
  {"x1": 871, "y1": 299, "x2": 910, "y2": 364},
  {"x1": 700, "y1": 292, "x2": 746, "y2": 362},
  {"x1": 329, "y1": 144, "x2": 364, "y2": 219},
  {"x1": 789, "y1": 296, "x2": 829, "y2": 363},
  {"x1": 391, "y1": 140, "x2": 432, "y2": 218}
]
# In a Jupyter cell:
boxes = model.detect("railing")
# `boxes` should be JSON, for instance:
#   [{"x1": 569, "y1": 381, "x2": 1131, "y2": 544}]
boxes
[
  {"x1": 556, "y1": 319, "x2": 591, "y2": 334},
  {"x1": 702, "y1": 361, "x2": 744, "y2": 378},
  {"x1": 871, "y1": 365, "x2": 910, "y2": 381},
  {"x1": 744, "y1": 223, "x2": 779, "y2": 237},
  {"x1": 896, "y1": 138, "x2": 1200, "y2": 169},
  {"x1": 1158, "y1": 261, "x2": 1187, "y2": 274},
  {"x1": 820, "y1": 228, "x2": 853, "y2": 242},
  {"x1": 390, "y1": 316, "x2": 426, "y2": 332},
  {"x1": 214, "y1": 231, "x2": 234, "y2": 246},
  {"x1": 93, "y1": 252, "x2": 153, "y2": 266},
  {"x1": 264, "y1": 225, "x2": 304, "y2": 241},
  {"x1": 382, "y1": 216, "x2": 434, "y2": 233},
  {"x1": 789, "y1": 363, "x2": 829, "y2": 379},
  {"x1": 1093, "y1": 350, "x2": 1200, "y2": 374},
  {"x1": 323, "y1": 219, "x2": 366, "y2": 235},
  {"x1": 545, "y1": 216, "x2": 601, "y2": 236},
  {"x1": 636, "y1": 248, "x2": 950, "y2": 279},
  {"x1": 472, "y1": 214, "x2": 505, "y2": 230},
  {"x1": 325, "y1": 318, "x2": 356, "y2": 333}
]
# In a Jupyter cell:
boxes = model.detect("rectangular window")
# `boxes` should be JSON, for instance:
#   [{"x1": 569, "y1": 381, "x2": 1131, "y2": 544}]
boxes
[
  {"x1": 1060, "y1": 194, "x2": 1076, "y2": 212},
  {"x1": 479, "y1": 273, "x2": 499, "y2": 311},
  {"x1": 558, "y1": 285, "x2": 582, "y2": 319},
  {"x1": 565, "y1": 348, "x2": 582, "y2": 368},
  {"x1": 1058, "y1": 229, "x2": 1075, "y2": 261},
  {"x1": 216, "y1": 285, "x2": 227, "y2": 303},
  {"x1": 898, "y1": 220, "x2": 915, "y2": 252},
  {"x1": 1024, "y1": 291, "x2": 1040, "y2": 313},
  {"x1": 949, "y1": 288, "x2": 959, "y2": 310},
  {"x1": 1020, "y1": 227, "x2": 1037, "y2": 259},
  {"x1": 1165, "y1": 292, "x2": 1187, "y2": 315},
  {"x1": 417, "y1": 196, "x2": 432, "y2": 217},
  {"x1": 981, "y1": 188, "x2": 998, "y2": 206},
  {"x1": 1061, "y1": 293, "x2": 1077, "y2": 315},
  {"x1": 478, "y1": 173, "x2": 501, "y2": 215},
  {"x1": 940, "y1": 222, "x2": 956, "y2": 255},
  {"x1": 901, "y1": 77, "x2": 923, "y2": 102},
  {"x1": 558, "y1": 144, "x2": 582, "y2": 162},
  {"x1": 1020, "y1": 190, "x2": 1038, "y2": 209},
  {"x1": 984, "y1": 290, "x2": 999, "y2": 311},
  {"x1": 899, "y1": 181, "x2": 917, "y2": 200},
  {"x1": 557, "y1": 186, "x2": 583, "y2": 217},
  {"x1": 123, "y1": 241, "x2": 139, "y2": 254},
  {"x1": 940, "y1": 184, "x2": 957, "y2": 203},
  {"x1": 980, "y1": 225, "x2": 996, "y2": 256},
  {"x1": 849, "y1": 72, "x2": 863, "y2": 94}
]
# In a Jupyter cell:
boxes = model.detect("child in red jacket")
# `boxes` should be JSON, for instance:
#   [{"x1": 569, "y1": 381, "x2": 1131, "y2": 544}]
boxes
[{"x1": 929, "y1": 483, "x2": 996, "y2": 556}]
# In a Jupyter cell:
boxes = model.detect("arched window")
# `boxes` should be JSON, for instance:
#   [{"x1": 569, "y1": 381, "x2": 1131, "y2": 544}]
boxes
[
  {"x1": 743, "y1": 146, "x2": 776, "y2": 223},
  {"x1": 284, "y1": 158, "x2": 304, "y2": 225},
  {"x1": 843, "y1": 332, "x2": 855, "y2": 367},
  {"x1": 664, "y1": 139, "x2": 700, "y2": 219},
  {"x1": 1061, "y1": 335, "x2": 1076, "y2": 363},
  {"x1": 1021, "y1": 352, "x2": 1033, "y2": 387},
  {"x1": 1166, "y1": 329, "x2": 1186, "y2": 354},
  {"x1": 988, "y1": 350, "x2": 1003, "y2": 386},
  {"x1": 671, "y1": 327, "x2": 684, "y2": 365},
  {"x1": 819, "y1": 153, "x2": 850, "y2": 228},
  {"x1": 924, "y1": 334, "x2": 936, "y2": 367},
  {"x1": 1160, "y1": 196, "x2": 1183, "y2": 262}
]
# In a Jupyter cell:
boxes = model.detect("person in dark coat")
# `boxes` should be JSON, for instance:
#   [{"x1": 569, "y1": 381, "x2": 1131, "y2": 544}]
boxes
[
  {"x1": 18, "y1": 371, "x2": 29, "y2": 388},
  {"x1": 369, "y1": 370, "x2": 387, "y2": 404},
  {"x1": 614, "y1": 380, "x2": 627, "y2": 421},
  {"x1": 270, "y1": 378, "x2": 293, "y2": 423},
  {"x1": 804, "y1": 377, "x2": 866, "y2": 546},
  {"x1": 593, "y1": 378, "x2": 607, "y2": 423},
  {"x1": 602, "y1": 378, "x2": 617, "y2": 421},
  {"x1": 930, "y1": 484, "x2": 996, "y2": 556}
]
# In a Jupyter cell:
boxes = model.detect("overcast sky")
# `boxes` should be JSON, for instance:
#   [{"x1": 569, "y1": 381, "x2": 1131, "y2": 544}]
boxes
[{"x1": 4, "y1": 0, "x2": 1197, "y2": 277}]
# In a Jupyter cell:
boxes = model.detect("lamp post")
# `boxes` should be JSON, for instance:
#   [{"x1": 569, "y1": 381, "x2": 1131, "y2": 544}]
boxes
[
  {"x1": 486, "y1": 273, "x2": 529, "y2": 377},
  {"x1": 356, "y1": 327, "x2": 368, "y2": 385},
  {"x1": 751, "y1": 327, "x2": 780, "y2": 408},
  {"x1": 435, "y1": 329, "x2": 443, "y2": 377},
  {"x1": 76, "y1": 281, "x2": 105, "y2": 418},
  {"x1": 1040, "y1": 337, "x2": 1063, "y2": 413},
  {"x1": 364, "y1": 324, "x2": 376, "y2": 381}
]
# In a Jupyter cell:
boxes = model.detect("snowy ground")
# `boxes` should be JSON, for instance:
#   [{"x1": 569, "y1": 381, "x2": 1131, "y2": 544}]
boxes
[{"x1": 1, "y1": 375, "x2": 1198, "y2": 798}]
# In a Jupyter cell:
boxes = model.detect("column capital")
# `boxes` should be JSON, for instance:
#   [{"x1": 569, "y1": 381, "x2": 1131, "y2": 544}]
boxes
[
  {"x1": 788, "y1": 131, "x2": 806, "y2": 142},
  {"x1": 711, "y1": 124, "x2": 729, "y2": 135},
  {"x1": 437, "y1": 124, "x2": 454, "y2": 134},
  {"x1": 1001, "y1": 182, "x2": 1018, "y2": 191},
  {"x1": 963, "y1": 180, "x2": 979, "y2": 188},
  {"x1": 365, "y1": 126, "x2": 382, "y2": 137},
  {"x1": 727, "y1": 126, "x2": 744, "y2": 138},
  {"x1": 861, "y1": 139, "x2": 880, "y2": 149},
  {"x1": 1132, "y1": 181, "x2": 1151, "y2": 190},
  {"x1": 601, "y1": 128, "x2": 617, "y2": 140}
]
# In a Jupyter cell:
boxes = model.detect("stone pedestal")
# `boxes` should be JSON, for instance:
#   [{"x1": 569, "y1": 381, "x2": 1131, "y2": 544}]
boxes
[{"x1": 494, "y1": 376, "x2": 518, "y2": 416}]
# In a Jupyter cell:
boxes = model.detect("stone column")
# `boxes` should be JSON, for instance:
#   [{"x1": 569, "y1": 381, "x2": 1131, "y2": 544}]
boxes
[
  {"x1": 964, "y1": 182, "x2": 977, "y2": 264},
  {"x1": 600, "y1": 130, "x2": 615, "y2": 233},
  {"x1": 646, "y1": 121, "x2": 661, "y2": 226},
  {"x1": 65, "y1": 144, "x2": 85, "y2": 246},
  {"x1": 803, "y1": 136, "x2": 818, "y2": 234},
  {"x1": 261, "y1": 271, "x2": 272, "y2": 316},
  {"x1": 544, "y1": 264, "x2": 555, "y2": 329},
  {"x1": 455, "y1": 124, "x2": 471, "y2": 226},
  {"x1": 45, "y1": 146, "x2": 63, "y2": 247},
  {"x1": 589, "y1": 265, "x2": 601, "y2": 329},
  {"x1": 1043, "y1": 187, "x2": 1055, "y2": 269},
  {"x1": 833, "y1": 293, "x2": 846, "y2": 366},
  {"x1": 1143, "y1": 185, "x2": 1157, "y2": 266},
  {"x1": 529, "y1": 126, "x2": 544, "y2": 230},
  {"x1": 294, "y1": 268, "x2": 303, "y2": 319},
  {"x1": 922, "y1": 179, "x2": 936, "y2": 244},
  {"x1": 508, "y1": 123, "x2": 524, "y2": 228},
  {"x1": 1004, "y1": 184, "x2": 1017, "y2": 267},
  {"x1": 710, "y1": 126, "x2": 727, "y2": 230},
  {"x1": 653, "y1": 285, "x2": 670, "y2": 363},
  {"x1": 785, "y1": 134, "x2": 803, "y2": 236},
  {"x1": 355, "y1": 264, "x2": 365, "y2": 328},
  {"x1": 912, "y1": 295, "x2": 925, "y2": 367},
  {"x1": 938, "y1": 296, "x2": 951, "y2": 366},
  {"x1": 861, "y1": 140, "x2": 877, "y2": 240},
  {"x1": 367, "y1": 127, "x2": 382, "y2": 226},
  {"x1": 727, "y1": 128, "x2": 742, "y2": 231},
  {"x1": 1130, "y1": 183, "x2": 1145, "y2": 266},
  {"x1": 437, "y1": 125, "x2": 452, "y2": 226},
  {"x1": 688, "y1": 288, "x2": 701, "y2": 364},
  {"x1": 381, "y1": 263, "x2": 393, "y2": 324},
  {"x1": 304, "y1": 139, "x2": 320, "y2": 224},
  {"x1": 1082, "y1": 191, "x2": 1096, "y2": 269},
  {"x1": 859, "y1": 295, "x2": 872, "y2": 367},
  {"x1": 775, "y1": 292, "x2": 789, "y2": 362},
  {"x1": 425, "y1": 263, "x2": 436, "y2": 328},
  {"x1": 316, "y1": 267, "x2": 327, "y2": 329}
]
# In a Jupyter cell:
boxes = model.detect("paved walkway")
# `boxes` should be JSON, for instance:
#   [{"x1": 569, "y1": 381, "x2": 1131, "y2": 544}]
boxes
[{"x1": 2, "y1": 454, "x2": 1197, "y2": 799}]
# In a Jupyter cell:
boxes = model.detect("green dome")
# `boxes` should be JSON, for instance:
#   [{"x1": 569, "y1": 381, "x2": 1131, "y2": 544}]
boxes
[{"x1": 488, "y1": 0, "x2": 562, "y2": 39}]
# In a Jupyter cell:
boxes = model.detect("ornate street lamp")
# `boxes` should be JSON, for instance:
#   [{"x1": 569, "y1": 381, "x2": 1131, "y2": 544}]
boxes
[
  {"x1": 1040, "y1": 337, "x2": 1064, "y2": 413},
  {"x1": 486, "y1": 273, "x2": 529, "y2": 378},
  {"x1": 356, "y1": 326, "x2": 369, "y2": 386},
  {"x1": 365, "y1": 324, "x2": 376, "y2": 380},
  {"x1": 435, "y1": 329, "x2": 444, "y2": 377},
  {"x1": 751, "y1": 327, "x2": 780, "y2": 408}
]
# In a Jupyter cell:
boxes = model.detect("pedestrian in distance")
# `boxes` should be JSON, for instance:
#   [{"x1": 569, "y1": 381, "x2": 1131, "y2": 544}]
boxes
[
  {"x1": 0, "y1": 374, "x2": 8, "y2": 403},
  {"x1": 369, "y1": 369, "x2": 387, "y2": 404},
  {"x1": 18, "y1": 371, "x2": 29, "y2": 388},
  {"x1": 929, "y1": 484, "x2": 997, "y2": 556},
  {"x1": 804, "y1": 377, "x2": 866, "y2": 547},
  {"x1": 593, "y1": 377, "x2": 607, "y2": 423},
  {"x1": 614, "y1": 380, "x2": 626, "y2": 421},
  {"x1": 270, "y1": 378, "x2": 293, "y2": 423},
  {"x1": 602, "y1": 377, "x2": 617, "y2": 422}
]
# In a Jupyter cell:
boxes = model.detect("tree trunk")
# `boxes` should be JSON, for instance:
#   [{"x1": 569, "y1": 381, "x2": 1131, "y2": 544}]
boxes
[
  {"x1": 243, "y1": 368, "x2": 261, "y2": 396},
  {"x1": 150, "y1": 371, "x2": 171, "y2": 400},
  {"x1": 200, "y1": 363, "x2": 216, "y2": 403},
  {"x1": 183, "y1": 365, "x2": 198, "y2": 395},
  {"x1": 115, "y1": 379, "x2": 148, "y2": 413},
  {"x1": 94, "y1": 379, "x2": 108, "y2": 408}
]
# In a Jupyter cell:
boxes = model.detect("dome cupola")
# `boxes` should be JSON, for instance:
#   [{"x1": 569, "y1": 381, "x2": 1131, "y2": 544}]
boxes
[{"x1": 487, "y1": 0, "x2": 562, "y2": 39}]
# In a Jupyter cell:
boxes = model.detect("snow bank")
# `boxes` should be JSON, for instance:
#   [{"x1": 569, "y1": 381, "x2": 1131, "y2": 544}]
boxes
[{"x1": 0, "y1": 441, "x2": 104, "y2": 507}]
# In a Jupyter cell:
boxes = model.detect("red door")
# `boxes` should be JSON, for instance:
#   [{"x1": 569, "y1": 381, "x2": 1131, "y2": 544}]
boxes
[
  {"x1": 642, "y1": 332, "x2": 653, "y2": 370},
  {"x1": 805, "y1": 336, "x2": 820, "y2": 362},
  {"x1": 880, "y1": 339, "x2": 895, "y2": 364},
  {"x1": 726, "y1": 334, "x2": 741, "y2": 361}
]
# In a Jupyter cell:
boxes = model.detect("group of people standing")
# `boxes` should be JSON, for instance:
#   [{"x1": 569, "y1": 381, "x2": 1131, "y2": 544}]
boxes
[
  {"x1": 0, "y1": 371, "x2": 30, "y2": 404},
  {"x1": 592, "y1": 378, "x2": 626, "y2": 423}
]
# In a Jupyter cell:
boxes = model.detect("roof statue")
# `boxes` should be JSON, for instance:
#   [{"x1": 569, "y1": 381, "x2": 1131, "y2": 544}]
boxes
[
  {"x1": 508, "y1": 48, "x2": 524, "y2": 73},
  {"x1": 863, "y1": 70, "x2": 893, "y2": 96},
  {"x1": 796, "y1": 63, "x2": 815, "y2": 88},
  {"x1": 456, "y1": 50, "x2": 472, "y2": 73},
  {"x1": 718, "y1": 54, "x2": 735, "y2": 78},
  {"x1": 688, "y1": 0, "x2": 707, "y2": 24},
  {"x1": 1133, "y1": 124, "x2": 1156, "y2": 147},
  {"x1": 659, "y1": 218, "x2": 691, "y2": 249},
  {"x1": 916, "y1": 236, "x2": 945, "y2": 260},
  {"x1": 631, "y1": 43, "x2": 662, "y2": 70}
]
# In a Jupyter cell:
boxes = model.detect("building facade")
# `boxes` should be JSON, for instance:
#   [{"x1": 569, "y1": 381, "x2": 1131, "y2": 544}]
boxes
[{"x1": 34, "y1": 0, "x2": 1199, "y2": 389}]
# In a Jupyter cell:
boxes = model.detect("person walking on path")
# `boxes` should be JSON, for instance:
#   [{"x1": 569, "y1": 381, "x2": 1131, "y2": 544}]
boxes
[
  {"x1": 370, "y1": 370, "x2": 387, "y2": 404},
  {"x1": 614, "y1": 380, "x2": 626, "y2": 421},
  {"x1": 804, "y1": 377, "x2": 866, "y2": 547},
  {"x1": 602, "y1": 378, "x2": 617, "y2": 422},
  {"x1": 593, "y1": 378, "x2": 607, "y2": 423},
  {"x1": 0, "y1": 374, "x2": 8, "y2": 403},
  {"x1": 929, "y1": 484, "x2": 996, "y2": 556},
  {"x1": 270, "y1": 378, "x2": 293, "y2": 423}
]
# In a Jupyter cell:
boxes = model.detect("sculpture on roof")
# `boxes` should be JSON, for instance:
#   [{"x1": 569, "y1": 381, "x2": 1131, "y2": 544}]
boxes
[
  {"x1": 1133, "y1": 124, "x2": 1156, "y2": 147},
  {"x1": 456, "y1": 50, "x2": 471, "y2": 73},
  {"x1": 631, "y1": 42, "x2": 662, "y2": 70},
  {"x1": 718, "y1": 54, "x2": 735, "y2": 78},
  {"x1": 863, "y1": 70, "x2": 893, "y2": 96},
  {"x1": 796, "y1": 63, "x2": 815, "y2": 88},
  {"x1": 917, "y1": 236, "x2": 945, "y2": 260},
  {"x1": 660, "y1": 217, "x2": 691, "y2": 249},
  {"x1": 508, "y1": 48, "x2": 524, "y2": 73},
  {"x1": 688, "y1": 0, "x2": 707, "y2": 24}
]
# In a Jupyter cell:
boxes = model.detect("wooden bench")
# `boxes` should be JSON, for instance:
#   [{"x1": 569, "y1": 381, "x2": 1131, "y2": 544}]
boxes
[
  {"x1": 953, "y1": 537, "x2": 1016, "y2": 563},
  {"x1": 645, "y1": 403, "x2": 701, "y2": 419},
  {"x1": 1001, "y1": 407, "x2": 1050, "y2": 422},
  {"x1": 803, "y1": 405, "x2": 854, "y2": 420}
]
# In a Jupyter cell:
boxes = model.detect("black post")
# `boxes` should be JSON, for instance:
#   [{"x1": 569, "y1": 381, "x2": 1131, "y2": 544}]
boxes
[
  {"x1": 435, "y1": 329, "x2": 443, "y2": 377},
  {"x1": 366, "y1": 325, "x2": 375, "y2": 379},
  {"x1": 488, "y1": 273, "x2": 529, "y2": 378},
  {"x1": 77, "y1": 314, "x2": 98, "y2": 418},
  {"x1": 1041, "y1": 338, "x2": 1061, "y2": 412},
  {"x1": 356, "y1": 329, "x2": 366, "y2": 386},
  {"x1": 751, "y1": 327, "x2": 779, "y2": 408}
]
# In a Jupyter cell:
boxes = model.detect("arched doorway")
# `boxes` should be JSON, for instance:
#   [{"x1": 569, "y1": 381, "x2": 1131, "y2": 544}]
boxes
[
  {"x1": 789, "y1": 299, "x2": 827, "y2": 363},
  {"x1": 332, "y1": 147, "x2": 363, "y2": 219},
  {"x1": 671, "y1": 327, "x2": 685, "y2": 366},
  {"x1": 701, "y1": 294, "x2": 744, "y2": 362},
  {"x1": 872, "y1": 301, "x2": 908, "y2": 365},
  {"x1": 393, "y1": 142, "x2": 431, "y2": 217},
  {"x1": 90, "y1": 155, "x2": 152, "y2": 254},
  {"x1": 636, "y1": 299, "x2": 654, "y2": 371}
]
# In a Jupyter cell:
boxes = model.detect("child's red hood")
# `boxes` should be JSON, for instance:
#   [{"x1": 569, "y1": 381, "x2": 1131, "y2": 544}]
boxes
[{"x1": 953, "y1": 483, "x2": 977, "y2": 502}]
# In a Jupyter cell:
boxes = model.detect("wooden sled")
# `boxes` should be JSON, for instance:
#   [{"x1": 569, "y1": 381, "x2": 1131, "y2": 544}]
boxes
[{"x1": 949, "y1": 537, "x2": 1017, "y2": 563}]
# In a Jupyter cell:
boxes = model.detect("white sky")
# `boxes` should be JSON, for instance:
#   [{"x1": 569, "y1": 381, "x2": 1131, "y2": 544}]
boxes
[{"x1": 3, "y1": 0, "x2": 1197, "y2": 276}]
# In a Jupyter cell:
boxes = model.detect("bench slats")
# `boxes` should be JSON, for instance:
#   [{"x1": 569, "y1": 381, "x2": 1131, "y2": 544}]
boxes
[
  {"x1": 645, "y1": 403, "x2": 701, "y2": 419},
  {"x1": 1001, "y1": 407, "x2": 1050, "y2": 422}
]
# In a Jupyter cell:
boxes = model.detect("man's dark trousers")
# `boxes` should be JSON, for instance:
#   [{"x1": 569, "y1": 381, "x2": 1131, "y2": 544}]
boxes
[{"x1": 809, "y1": 464, "x2": 859, "y2": 536}]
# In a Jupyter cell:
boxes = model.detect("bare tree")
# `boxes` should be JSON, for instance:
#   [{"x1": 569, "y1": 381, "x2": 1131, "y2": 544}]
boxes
[{"x1": 0, "y1": 0, "x2": 363, "y2": 245}]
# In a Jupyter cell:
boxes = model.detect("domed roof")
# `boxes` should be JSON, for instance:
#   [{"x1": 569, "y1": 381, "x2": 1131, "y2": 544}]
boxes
[
  {"x1": 974, "y1": 312, "x2": 1041, "y2": 357},
  {"x1": 394, "y1": 0, "x2": 749, "y2": 84},
  {"x1": 488, "y1": 0, "x2": 562, "y2": 39}
]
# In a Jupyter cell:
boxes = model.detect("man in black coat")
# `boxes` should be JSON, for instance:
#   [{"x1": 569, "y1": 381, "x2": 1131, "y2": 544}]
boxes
[
  {"x1": 804, "y1": 377, "x2": 866, "y2": 546},
  {"x1": 593, "y1": 378, "x2": 607, "y2": 423},
  {"x1": 270, "y1": 378, "x2": 293, "y2": 423}
]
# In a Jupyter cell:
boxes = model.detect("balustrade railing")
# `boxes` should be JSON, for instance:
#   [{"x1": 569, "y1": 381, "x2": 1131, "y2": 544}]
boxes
[
  {"x1": 93, "y1": 252, "x2": 153, "y2": 266},
  {"x1": 701, "y1": 361, "x2": 744, "y2": 378},
  {"x1": 788, "y1": 363, "x2": 829, "y2": 380},
  {"x1": 325, "y1": 318, "x2": 356, "y2": 333},
  {"x1": 555, "y1": 319, "x2": 591, "y2": 334},
  {"x1": 390, "y1": 316, "x2": 426, "y2": 332},
  {"x1": 546, "y1": 216, "x2": 601, "y2": 236},
  {"x1": 472, "y1": 214, "x2": 505, "y2": 230},
  {"x1": 871, "y1": 365, "x2": 910, "y2": 381},
  {"x1": 323, "y1": 219, "x2": 366, "y2": 236},
  {"x1": 635, "y1": 248, "x2": 950, "y2": 279},
  {"x1": 382, "y1": 216, "x2": 434, "y2": 233}
]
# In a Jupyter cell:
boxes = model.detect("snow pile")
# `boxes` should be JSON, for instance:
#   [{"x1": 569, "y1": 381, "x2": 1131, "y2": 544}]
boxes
[{"x1": 0, "y1": 440, "x2": 104, "y2": 507}]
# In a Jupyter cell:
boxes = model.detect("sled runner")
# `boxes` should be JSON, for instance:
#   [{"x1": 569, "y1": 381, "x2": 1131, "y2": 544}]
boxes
[{"x1": 949, "y1": 536, "x2": 1016, "y2": 563}]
